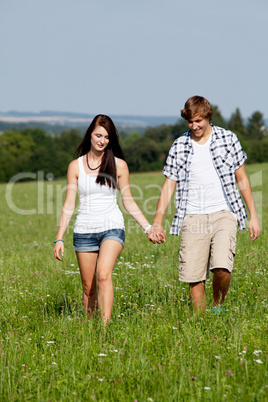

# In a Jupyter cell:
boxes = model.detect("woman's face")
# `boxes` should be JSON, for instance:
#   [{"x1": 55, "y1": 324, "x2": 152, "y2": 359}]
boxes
[{"x1": 90, "y1": 124, "x2": 110, "y2": 152}]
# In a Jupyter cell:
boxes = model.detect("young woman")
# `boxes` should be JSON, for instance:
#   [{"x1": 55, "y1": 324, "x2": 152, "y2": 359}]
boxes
[{"x1": 54, "y1": 114, "x2": 152, "y2": 323}]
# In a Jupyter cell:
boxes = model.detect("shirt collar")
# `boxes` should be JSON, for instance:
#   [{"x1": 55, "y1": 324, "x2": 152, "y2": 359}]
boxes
[
  {"x1": 185, "y1": 123, "x2": 217, "y2": 146},
  {"x1": 210, "y1": 124, "x2": 221, "y2": 143}
]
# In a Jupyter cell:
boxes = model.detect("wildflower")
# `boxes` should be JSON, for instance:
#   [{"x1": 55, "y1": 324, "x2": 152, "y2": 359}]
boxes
[
  {"x1": 112, "y1": 350, "x2": 118, "y2": 352},
  {"x1": 47, "y1": 341, "x2": 55, "y2": 344},
  {"x1": 204, "y1": 387, "x2": 211, "y2": 390},
  {"x1": 98, "y1": 353, "x2": 107, "y2": 357},
  {"x1": 52, "y1": 362, "x2": 57, "y2": 365},
  {"x1": 254, "y1": 359, "x2": 263, "y2": 364},
  {"x1": 172, "y1": 327, "x2": 177, "y2": 330},
  {"x1": 215, "y1": 356, "x2": 220, "y2": 359},
  {"x1": 253, "y1": 350, "x2": 262, "y2": 356}
]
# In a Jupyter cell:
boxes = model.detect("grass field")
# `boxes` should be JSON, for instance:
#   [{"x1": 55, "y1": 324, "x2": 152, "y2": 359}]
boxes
[{"x1": 0, "y1": 163, "x2": 267, "y2": 401}]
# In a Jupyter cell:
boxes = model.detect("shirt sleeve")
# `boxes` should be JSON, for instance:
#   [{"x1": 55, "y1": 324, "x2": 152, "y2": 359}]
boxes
[
  {"x1": 162, "y1": 140, "x2": 179, "y2": 181},
  {"x1": 231, "y1": 132, "x2": 247, "y2": 170}
]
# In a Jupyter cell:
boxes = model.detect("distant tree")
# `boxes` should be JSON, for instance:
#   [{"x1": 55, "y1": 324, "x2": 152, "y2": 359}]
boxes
[
  {"x1": 0, "y1": 130, "x2": 35, "y2": 178},
  {"x1": 143, "y1": 125, "x2": 173, "y2": 142},
  {"x1": 0, "y1": 130, "x2": 35, "y2": 157},
  {"x1": 21, "y1": 127, "x2": 47, "y2": 142},
  {"x1": 30, "y1": 144, "x2": 59, "y2": 177},
  {"x1": 121, "y1": 131, "x2": 140, "y2": 147},
  {"x1": 211, "y1": 105, "x2": 227, "y2": 127},
  {"x1": 247, "y1": 111, "x2": 265, "y2": 140},
  {"x1": 52, "y1": 150, "x2": 72, "y2": 177},
  {"x1": 123, "y1": 131, "x2": 174, "y2": 173},
  {"x1": 228, "y1": 108, "x2": 246, "y2": 136},
  {"x1": 245, "y1": 137, "x2": 268, "y2": 163},
  {"x1": 118, "y1": 130, "x2": 129, "y2": 141},
  {"x1": 0, "y1": 147, "x2": 13, "y2": 181},
  {"x1": 170, "y1": 119, "x2": 189, "y2": 140},
  {"x1": 124, "y1": 137, "x2": 163, "y2": 172},
  {"x1": 227, "y1": 108, "x2": 249, "y2": 152},
  {"x1": 18, "y1": 128, "x2": 55, "y2": 175},
  {"x1": 54, "y1": 129, "x2": 82, "y2": 155}
]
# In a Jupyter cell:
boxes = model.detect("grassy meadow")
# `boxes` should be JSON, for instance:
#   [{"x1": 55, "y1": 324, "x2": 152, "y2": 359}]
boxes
[{"x1": 0, "y1": 163, "x2": 267, "y2": 401}]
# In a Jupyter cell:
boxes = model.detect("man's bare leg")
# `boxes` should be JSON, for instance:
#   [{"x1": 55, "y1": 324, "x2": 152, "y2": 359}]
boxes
[
  {"x1": 212, "y1": 268, "x2": 231, "y2": 306},
  {"x1": 189, "y1": 281, "x2": 206, "y2": 312}
]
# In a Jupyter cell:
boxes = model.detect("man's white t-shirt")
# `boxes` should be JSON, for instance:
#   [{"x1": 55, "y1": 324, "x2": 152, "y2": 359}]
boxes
[{"x1": 186, "y1": 135, "x2": 231, "y2": 214}]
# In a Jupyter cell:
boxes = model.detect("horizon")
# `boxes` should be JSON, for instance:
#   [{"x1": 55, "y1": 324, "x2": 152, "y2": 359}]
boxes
[{"x1": 0, "y1": 109, "x2": 267, "y2": 124}]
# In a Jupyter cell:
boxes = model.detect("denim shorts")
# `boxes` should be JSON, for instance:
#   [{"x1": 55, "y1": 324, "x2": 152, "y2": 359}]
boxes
[{"x1": 73, "y1": 229, "x2": 125, "y2": 252}]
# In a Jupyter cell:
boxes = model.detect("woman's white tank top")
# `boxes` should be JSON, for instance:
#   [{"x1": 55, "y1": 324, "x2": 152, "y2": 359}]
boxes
[{"x1": 74, "y1": 156, "x2": 124, "y2": 233}]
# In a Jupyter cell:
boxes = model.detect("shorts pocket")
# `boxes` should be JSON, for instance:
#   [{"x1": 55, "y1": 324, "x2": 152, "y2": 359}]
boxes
[
  {"x1": 228, "y1": 235, "x2": 237, "y2": 264},
  {"x1": 179, "y1": 244, "x2": 186, "y2": 264}
]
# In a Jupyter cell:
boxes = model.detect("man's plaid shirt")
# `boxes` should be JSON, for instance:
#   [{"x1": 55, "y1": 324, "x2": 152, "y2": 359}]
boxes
[{"x1": 163, "y1": 125, "x2": 248, "y2": 237}]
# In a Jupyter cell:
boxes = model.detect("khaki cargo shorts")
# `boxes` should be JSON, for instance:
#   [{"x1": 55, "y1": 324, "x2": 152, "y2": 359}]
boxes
[{"x1": 179, "y1": 210, "x2": 237, "y2": 283}]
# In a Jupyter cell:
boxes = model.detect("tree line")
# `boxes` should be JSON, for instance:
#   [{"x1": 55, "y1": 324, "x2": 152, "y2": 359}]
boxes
[{"x1": 0, "y1": 107, "x2": 267, "y2": 183}]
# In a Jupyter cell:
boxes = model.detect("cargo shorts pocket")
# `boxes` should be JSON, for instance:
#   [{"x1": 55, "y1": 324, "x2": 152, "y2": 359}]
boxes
[
  {"x1": 228, "y1": 235, "x2": 237, "y2": 266},
  {"x1": 179, "y1": 244, "x2": 186, "y2": 264}
]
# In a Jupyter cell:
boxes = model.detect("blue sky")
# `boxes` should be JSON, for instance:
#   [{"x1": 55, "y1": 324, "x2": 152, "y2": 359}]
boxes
[{"x1": 1, "y1": 0, "x2": 267, "y2": 119}]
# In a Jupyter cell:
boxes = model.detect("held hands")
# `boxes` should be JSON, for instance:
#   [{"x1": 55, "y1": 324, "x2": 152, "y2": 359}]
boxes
[
  {"x1": 248, "y1": 216, "x2": 261, "y2": 242},
  {"x1": 147, "y1": 223, "x2": 166, "y2": 244},
  {"x1": 54, "y1": 241, "x2": 64, "y2": 261}
]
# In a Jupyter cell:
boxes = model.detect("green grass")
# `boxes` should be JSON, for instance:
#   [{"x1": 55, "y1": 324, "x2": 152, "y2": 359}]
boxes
[{"x1": 0, "y1": 163, "x2": 267, "y2": 401}]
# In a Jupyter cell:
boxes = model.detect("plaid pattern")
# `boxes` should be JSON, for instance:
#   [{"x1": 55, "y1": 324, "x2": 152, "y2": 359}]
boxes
[{"x1": 163, "y1": 125, "x2": 248, "y2": 236}]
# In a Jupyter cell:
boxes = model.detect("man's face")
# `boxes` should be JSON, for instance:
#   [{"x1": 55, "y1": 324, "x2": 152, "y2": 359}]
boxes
[{"x1": 187, "y1": 115, "x2": 211, "y2": 140}]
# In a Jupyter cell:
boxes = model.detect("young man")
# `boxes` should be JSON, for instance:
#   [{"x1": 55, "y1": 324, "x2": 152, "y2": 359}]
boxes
[{"x1": 149, "y1": 96, "x2": 260, "y2": 311}]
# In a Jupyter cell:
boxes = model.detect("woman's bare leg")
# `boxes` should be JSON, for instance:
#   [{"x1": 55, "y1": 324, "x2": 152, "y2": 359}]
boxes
[
  {"x1": 76, "y1": 251, "x2": 98, "y2": 317},
  {"x1": 97, "y1": 240, "x2": 123, "y2": 323}
]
